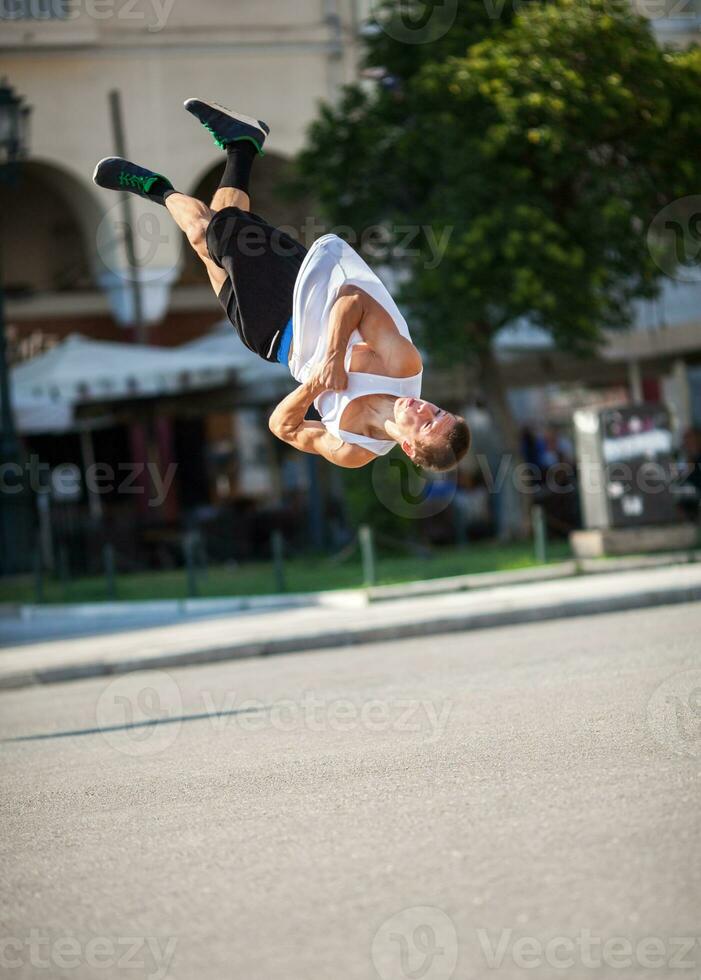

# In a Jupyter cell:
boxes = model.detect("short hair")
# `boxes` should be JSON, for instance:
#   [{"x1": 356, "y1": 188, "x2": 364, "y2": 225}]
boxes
[{"x1": 412, "y1": 416, "x2": 471, "y2": 472}]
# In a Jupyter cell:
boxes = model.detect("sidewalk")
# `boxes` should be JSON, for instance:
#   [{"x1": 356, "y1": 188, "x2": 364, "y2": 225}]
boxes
[{"x1": 1, "y1": 561, "x2": 700, "y2": 690}]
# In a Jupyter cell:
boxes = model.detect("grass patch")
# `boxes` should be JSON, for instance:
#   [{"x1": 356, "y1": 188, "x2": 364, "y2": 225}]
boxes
[{"x1": 0, "y1": 540, "x2": 573, "y2": 605}]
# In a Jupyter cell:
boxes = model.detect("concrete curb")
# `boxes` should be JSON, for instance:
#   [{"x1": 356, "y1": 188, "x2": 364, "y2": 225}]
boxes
[
  {"x1": 366, "y1": 552, "x2": 701, "y2": 602},
  {"x1": 2, "y1": 578, "x2": 700, "y2": 691},
  {"x1": 0, "y1": 590, "x2": 367, "y2": 623}
]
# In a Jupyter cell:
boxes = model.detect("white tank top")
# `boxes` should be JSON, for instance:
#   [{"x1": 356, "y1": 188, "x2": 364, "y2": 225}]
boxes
[{"x1": 290, "y1": 235, "x2": 423, "y2": 456}]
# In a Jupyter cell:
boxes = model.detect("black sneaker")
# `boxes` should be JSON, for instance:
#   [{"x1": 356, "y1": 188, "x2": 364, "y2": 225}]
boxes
[
  {"x1": 92, "y1": 157, "x2": 174, "y2": 205},
  {"x1": 184, "y1": 98, "x2": 270, "y2": 154}
]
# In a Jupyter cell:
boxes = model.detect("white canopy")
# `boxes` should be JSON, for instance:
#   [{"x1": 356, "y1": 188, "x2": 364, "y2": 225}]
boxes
[
  {"x1": 10, "y1": 328, "x2": 292, "y2": 435},
  {"x1": 11, "y1": 333, "x2": 238, "y2": 407},
  {"x1": 181, "y1": 321, "x2": 292, "y2": 402},
  {"x1": 12, "y1": 393, "x2": 74, "y2": 435}
]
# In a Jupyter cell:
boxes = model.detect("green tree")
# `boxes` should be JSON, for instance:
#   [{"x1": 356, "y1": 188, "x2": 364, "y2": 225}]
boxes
[{"x1": 296, "y1": 0, "x2": 701, "y2": 531}]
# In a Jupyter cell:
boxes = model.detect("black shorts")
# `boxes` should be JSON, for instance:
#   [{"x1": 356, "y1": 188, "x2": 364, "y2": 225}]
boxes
[{"x1": 205, "y1": 207, "x2": 308, "y2": 363}]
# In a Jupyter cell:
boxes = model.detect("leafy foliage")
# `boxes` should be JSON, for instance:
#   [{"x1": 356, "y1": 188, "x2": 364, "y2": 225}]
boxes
[{"x1": 296, "y1": 0, "x2": 701, "y2": 362}]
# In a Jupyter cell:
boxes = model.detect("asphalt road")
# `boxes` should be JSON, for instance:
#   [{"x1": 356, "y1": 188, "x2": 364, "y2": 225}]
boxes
[{"x1": 1, "y1": 604, "x2": 700, "y2": 980}]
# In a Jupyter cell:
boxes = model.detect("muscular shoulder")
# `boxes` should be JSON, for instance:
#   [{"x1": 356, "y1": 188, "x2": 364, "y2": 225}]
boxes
[
  {"x1": 337, "y1": 285, "x2": 390, "y2": 326},
  {"x1": 337, "y1": 284, "x2": 383, "y2": 321},
  {"x1": 338, "y1": 286, "x2": 422, "y2": 376},
  {"x1": 337, "y1": 284, "x2": 366, "y2": 302}
]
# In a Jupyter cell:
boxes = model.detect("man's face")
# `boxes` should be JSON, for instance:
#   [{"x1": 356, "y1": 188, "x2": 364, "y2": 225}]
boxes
[{"x1": 392, "y1": 397, "x2": 455, "y2": 455}]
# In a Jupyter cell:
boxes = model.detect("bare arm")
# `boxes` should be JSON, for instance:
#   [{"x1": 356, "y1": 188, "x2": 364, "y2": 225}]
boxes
[
  {"x1": 333, "y1": 285, "x2": 422, "y2": 374},
  {"x1": 311, "y1": 291, "x2": 365, "y2": 391},
  {"x1": 268, "y1": 375, "x2": 374, "y2": 469},
  {"x1": 327, "y1": 290, "x2": 364, "y2": 357}
]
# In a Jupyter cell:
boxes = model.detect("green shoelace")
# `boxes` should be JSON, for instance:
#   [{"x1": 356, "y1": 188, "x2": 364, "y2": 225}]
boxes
[{"x1": 118, "y1": 172, "x2": 160, "y2": 194}]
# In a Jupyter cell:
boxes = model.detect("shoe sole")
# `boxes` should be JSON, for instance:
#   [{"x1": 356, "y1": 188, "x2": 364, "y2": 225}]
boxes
[{"x1": 184, "y1": 98, "x2": 270, "y2": 137}]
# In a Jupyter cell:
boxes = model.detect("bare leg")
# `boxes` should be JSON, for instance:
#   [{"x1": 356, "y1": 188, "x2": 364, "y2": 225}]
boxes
[
  {"x1": 210, "y1": 186, "x2": 250, "y2": 212},
  {"x1": 165, "y1": 192, "x2": 226, "y2": 293}
]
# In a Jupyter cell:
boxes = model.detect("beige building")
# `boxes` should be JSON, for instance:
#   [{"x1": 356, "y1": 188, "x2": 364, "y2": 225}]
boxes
[
  {"x1": 2, "y1": 0, "x2": 371, "y2": 337},
  {"x1": 2, "y1": 0, "x2": 700, "y2": 415}
]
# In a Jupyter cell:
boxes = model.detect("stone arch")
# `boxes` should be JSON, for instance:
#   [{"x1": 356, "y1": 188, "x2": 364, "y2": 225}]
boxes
[
  {"x1": 178, "y1": 151, "x2": 315, "y2": 286},
  {"x1": 0, "y1": 158, "x2": 104, "y2": 296}
]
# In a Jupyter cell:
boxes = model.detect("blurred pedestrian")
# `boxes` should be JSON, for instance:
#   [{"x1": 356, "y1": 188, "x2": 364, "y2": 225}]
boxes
[{"x1": 678, "y1": 427, "x2": 701, "y2": 521}]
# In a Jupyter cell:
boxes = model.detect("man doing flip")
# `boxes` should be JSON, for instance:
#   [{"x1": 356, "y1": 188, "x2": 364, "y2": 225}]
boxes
[{"x1": 94, "y1": 100, "x2": 470, "y2": 471}]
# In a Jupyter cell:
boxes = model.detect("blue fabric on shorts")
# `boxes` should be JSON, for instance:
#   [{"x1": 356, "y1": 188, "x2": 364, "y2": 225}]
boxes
[{"x1": 276, "y1": 318, "x2": 293, "y2": 365}]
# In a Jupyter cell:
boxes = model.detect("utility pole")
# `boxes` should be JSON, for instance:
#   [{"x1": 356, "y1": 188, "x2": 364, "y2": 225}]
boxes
[
  {"x1": 108, "y1": 90, "x2": 162, "y2": 514},
  {"x1": 108, "y1": 89, "x2": 147, "y2": 344},
  {"x1": 0, "y1": 79, "x2": 34, "y2": 576}
]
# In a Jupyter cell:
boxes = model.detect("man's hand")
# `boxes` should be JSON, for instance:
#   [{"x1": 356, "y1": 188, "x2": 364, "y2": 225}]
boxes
[{"x1": 310, "y1": 352, "x2": 348, "y2": 392}]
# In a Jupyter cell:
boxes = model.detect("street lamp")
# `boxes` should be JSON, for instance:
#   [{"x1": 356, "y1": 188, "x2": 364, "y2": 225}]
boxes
[
  {"x1": 0, "y1": 80, "x2": 31, "y2": 166},
  {"x1": 0, "y1": 79, "x2": 33, "y2": 575}
]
